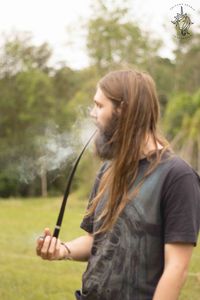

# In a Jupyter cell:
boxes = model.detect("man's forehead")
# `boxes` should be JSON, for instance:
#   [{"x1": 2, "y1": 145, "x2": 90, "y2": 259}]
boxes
[{"x1": 94, "y1": 88, "x2": 108, "y2": 103}]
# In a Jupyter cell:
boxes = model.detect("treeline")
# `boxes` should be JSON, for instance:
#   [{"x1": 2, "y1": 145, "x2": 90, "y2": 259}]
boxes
[{"x1": 0, "y1": 0, "x2": 200, "y2": 198}]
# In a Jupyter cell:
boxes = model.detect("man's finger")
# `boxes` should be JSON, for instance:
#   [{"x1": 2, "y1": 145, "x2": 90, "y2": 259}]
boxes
[
  {"x1": 44, "y1": 227, "x2": 51, "y2": 236},
  {"x1": 36, "y1": 236, "x2": 45, "y2": 255},
  {"x1": 36, "y1": 228, "x2": 52, "y2": 258},
  {"x1": 40, "y1": 235, "x2": 51, "y2": 259},
  {"x1": 48, "y1": 237, "x2": 57, "y2": 259},
  {"x1": 55, "y1": 239, "x2": 61, "y2": 259}
]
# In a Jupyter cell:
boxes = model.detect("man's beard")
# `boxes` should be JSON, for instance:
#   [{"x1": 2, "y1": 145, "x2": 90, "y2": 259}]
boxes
[{"x1": 94, "y1": 113, "x2": 119, "y2": 160}]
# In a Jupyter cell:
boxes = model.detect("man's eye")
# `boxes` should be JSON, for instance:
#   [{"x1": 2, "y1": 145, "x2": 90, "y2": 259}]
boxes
[{"x1": 96, "y1": 103, "x2": 102, "y2": 108}]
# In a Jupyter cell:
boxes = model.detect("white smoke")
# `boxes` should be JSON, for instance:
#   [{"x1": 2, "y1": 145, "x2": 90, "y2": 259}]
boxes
[{"x1": 18, "y1": 115, "x2": 96, "y2": 184}]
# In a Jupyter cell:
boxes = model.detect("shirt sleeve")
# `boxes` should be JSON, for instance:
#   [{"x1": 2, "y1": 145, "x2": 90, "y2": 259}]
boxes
[
  {"x1": 161, "y1": 170, "x2": 200, "y2": 246},
  {"x1": 80, "y1": 162, "x2": 109, "y2": 234}
]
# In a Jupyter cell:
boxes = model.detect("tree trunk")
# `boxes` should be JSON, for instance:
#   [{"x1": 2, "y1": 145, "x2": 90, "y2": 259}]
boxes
[{"x1": 41, "y1": 168, "x2": 48, "y2": 197}]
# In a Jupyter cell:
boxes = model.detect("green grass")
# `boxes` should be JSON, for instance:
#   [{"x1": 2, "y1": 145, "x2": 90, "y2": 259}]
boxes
[
  {"x1": 0, "y1": 195, "x2": 87, "y2": 300},
  {"x1": 0, "y1": 196, "x2": 199, "y2": 300}
]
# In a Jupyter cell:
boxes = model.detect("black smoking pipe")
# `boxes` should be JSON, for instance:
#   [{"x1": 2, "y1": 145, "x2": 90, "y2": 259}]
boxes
[{"x1": 52, "y1": 130, "x2": 97, "y2": 238}]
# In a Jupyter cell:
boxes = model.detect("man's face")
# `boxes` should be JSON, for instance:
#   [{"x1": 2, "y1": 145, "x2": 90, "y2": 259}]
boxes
[
  {"x1": 90, "y1": 87, "x2": 114, "y2": 130},
  {"x1": 90, "y1": 87, "x2": 120, "y2": 160}
]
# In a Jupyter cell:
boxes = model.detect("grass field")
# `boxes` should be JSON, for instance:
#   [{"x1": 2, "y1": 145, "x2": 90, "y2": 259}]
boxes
[{"x1": 0, "y1": 196, "x2": 199, "y2": 300}]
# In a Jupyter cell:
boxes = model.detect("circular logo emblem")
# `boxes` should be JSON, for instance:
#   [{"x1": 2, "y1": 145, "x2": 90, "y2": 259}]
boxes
[{"x1": 170, "y1": 3, "x2": 195, "y2": 39}]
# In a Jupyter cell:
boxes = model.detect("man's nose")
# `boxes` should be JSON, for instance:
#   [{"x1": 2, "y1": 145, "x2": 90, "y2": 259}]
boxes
[{"x1": 90, "y1": 106, "x2": 97, "y2": 119}]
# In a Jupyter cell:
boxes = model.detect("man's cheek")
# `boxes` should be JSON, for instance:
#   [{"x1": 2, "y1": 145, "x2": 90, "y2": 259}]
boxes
[{"x1": 96, "y1": 122, "x2": 104, "y2": 131}]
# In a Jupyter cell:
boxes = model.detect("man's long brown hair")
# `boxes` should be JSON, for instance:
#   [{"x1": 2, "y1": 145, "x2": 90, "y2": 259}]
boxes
[{"x1": 87, "y1": 69, "x2": 170, "y2": 234}]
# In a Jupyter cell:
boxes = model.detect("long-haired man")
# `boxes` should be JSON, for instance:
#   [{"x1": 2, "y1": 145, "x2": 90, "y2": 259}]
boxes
[{"x1": 36, "y1": 69, "x2": 200, "y2": 300}]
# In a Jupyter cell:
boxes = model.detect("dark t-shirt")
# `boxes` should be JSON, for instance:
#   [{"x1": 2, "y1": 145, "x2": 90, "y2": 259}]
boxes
[{"x1": 80, "y1": 152, "x2": 200, "y2": 300}]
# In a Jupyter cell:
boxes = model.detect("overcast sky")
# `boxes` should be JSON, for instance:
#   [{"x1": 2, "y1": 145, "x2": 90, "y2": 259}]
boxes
[{"x1": 0, "y1": 0, "x2": 199, "y2": 69}]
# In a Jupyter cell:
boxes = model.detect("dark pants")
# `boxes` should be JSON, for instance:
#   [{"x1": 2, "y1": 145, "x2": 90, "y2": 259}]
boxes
[{"x1": 75, "y1": 290, "x2": 82, "y2": 300}]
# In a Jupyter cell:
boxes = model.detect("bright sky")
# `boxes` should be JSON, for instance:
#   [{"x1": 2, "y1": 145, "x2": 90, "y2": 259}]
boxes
[{"x1": 0, "y1": 0, "x2": 199, "y2": 69}]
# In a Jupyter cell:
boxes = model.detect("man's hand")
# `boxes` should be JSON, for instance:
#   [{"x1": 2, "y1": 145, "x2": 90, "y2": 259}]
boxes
[
  {"x1": 36, "y1": 228, "x2": 68, "y2": 260},
  {"x1": 36, "y1": 230, "x2": 93, "y2": 262}
]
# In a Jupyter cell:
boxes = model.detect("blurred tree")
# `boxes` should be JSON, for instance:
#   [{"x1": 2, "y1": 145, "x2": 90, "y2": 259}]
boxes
[
  {"x1": 145, "y1": 56, "x2": 175, "y2": 113},
  {"x1": 0, "y1": 68, "x2": 55, "y2": 197},
  {"x1": 0, "y1": 33, "x2": 54, "y2": 197},
  {"x1": 163, "y1": 92, "x2": 194, "y2": 138},
  {"x1": 163, "y1": 89, "x2": 200, "y2": 172},
  {"x1": 0, "y1": 33, "x2": 100, "y2": 198},
  {"x1": 3, "y1": 4, "x2": 200, "y2": 198},
  {"x1": 52, "y1": 66, "x2": 85, "y2": 130},
  {"x1": 87, "y1": 0, "x2": 161, "y2": 74},
  {"x1": 173, "y1": 32, "x2": 200, "y2": 93},
  {"x1": 86, "y1": 0, "x2": 172, "y2": 113},
  {"x1": 0, "y1": 32, "x2": 52, "y2": 77}
]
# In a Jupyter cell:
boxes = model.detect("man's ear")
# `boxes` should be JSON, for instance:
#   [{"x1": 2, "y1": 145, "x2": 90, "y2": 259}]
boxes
[
  {"x1": 116, "y1": 107, "x2": 121, "y2": 114},
  {"x1": 116, "y1": 101, "x2": 124, "y2": 114}
]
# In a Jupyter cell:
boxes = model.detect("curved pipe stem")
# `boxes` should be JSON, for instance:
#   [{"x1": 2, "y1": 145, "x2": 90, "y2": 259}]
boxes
[{"x1": 53, "y1": 130, "x2": 97, "y2": 238}]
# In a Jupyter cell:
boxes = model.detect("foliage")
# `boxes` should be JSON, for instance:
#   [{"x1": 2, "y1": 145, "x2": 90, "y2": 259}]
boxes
[
  {"x1": 0, "y1": 33, "x2": 99, "y2": 197},
  {"x1": 164, "y1": 89, "x2": 200, "y2": 172},
  {"x1": 173, "y1": 32, "x2": 200, "y2": 93},
  {"x1": 87, "y1": 0, "x2": 161, "y2": 74},
  {"x1": 0, "y1": 2, "x2": 200, "y2": 197},
  {"x1": 0, "y1": 32, "x2": 51, "y2": 76}
]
